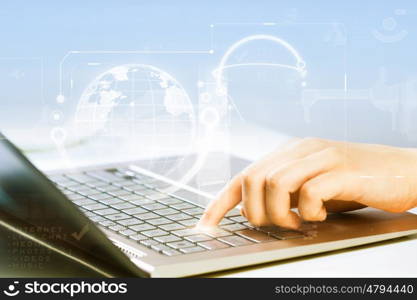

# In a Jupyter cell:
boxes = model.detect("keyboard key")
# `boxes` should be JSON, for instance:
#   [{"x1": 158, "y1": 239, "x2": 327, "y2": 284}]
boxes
[
  {"x1": 271, "y1": 231, "x2": 305, "y2": 240},
  {"x1": 56, "y1": 186, "x2": 68, "y2": 192},
  {"x1": 145, "y1": 193, "x2": 169, "y2": 201},
  {"x1": 90, "y1": 215, "x2": 106, "y2": 222},
  {"x1": 135, "y1": 189, "x2": 160, "y2": 197},
  {"x1": 83, "y1": 211, "x2": 96, "y2": 217},
  {"x1": 130, "y1": 224, "x2": 155, "y2": 232},
  {"x1": 166, "y1": 240, "x2": 194, "y2": 249},
  {"x1": 185, "y1": 234, "x2": 212, "y2": 243},
  {"x1": 116, "y1": 168, "x2": 137, "y2": 177},
  {"x1": 97, "y1": 185, "x2": 120, "y2": 193},
  {"x1": 140, "y1": 239, "x2": 159, "y2": 247},
  {"x1": 242, "y1": 222, "x2": 254, "y2": 228},
  {"x1": 171, "y1": 228, "x2": 200, "y2": 237},
  {"x1": 129, "y1": 234, "x2": 147, "y2": 241},
  {"x1": 236, "y1": 229, "x2": 277, "y2": 243},
  {"x1": 162, "y1": 249, "x2": 181, "y2": 256},
  {"x1": 108, "y1": 225, "x2": 126, "y2": 232},
  {"x1": 120, "y1": 194, "x2": 145, "y2": 201},
  {"x1": 48, "y1": 174, "x2": 68, "y2": 183},
  {"x1": 142, "y1": 183, "x2": 157, "y2": 189},
  {"x1": 158, "y1": 197, "x2": 182, "y2": 205},
  {"x1": 88, "y1": 193, "x2": 112, "y2": 201},
  {"x1": 81, "y1": 205, "x2": 94, "y2": 212},
  {"x1": 136, "y1": 212, "x2": 160, "y2": 220},
  {"x1": 218, "y1": 236, "x2": 253, "y2": 247},
  {"x1": 180, "y1": 246, "x2": 206, "y2": 254},
  {"x1": 170, "y1": 202, "x2": 195, "y2": 210},
  {"x1": 159, "y1": 223, "x2": 186, "y2": 231},
  {"x1": 99, "y1": 198, "x2": 124, "y2": 206},
  {"x1": 219, "y1": 218, "x2": 234, "y2": 226},
  {"x1": 66, "y1": 173, "x2": 96, "y2": 183},
  {"x1": 128, "y1": 198, "x2": 154, "y2": 206},
  {"x1": 134, "y1": 175, "x2": 156, "y2": 183},
  {"x1": 119, "y1": 229, "x2": 136, "y2": 236},
  {"x1": 178, "y1": 218, "x2": 198, "y2": 227},
  {"x1": 113, "y1": 180, "x2": 137, "y2": 188},
  {"x1": 108, "y1": 189, "x2": 132, "y2": 197},
  {"x1": 78, "y1": 188, "x2": 101, "y2": 197},
  {"x1": 86, "y1": 180, "x2": 108, "y2": 188},
  {"x1": 59, "y1": 181, "x2": 80, "y2": 188},
  {"x1": 86, "y1": 170, "x2": 125, "y2": 183},
  {"x1": 166, "y1": 213, "x2": 192, "y2": 222},
  {"x1": 151, "y1": 244, "x2": 173, "y2": 252},
  {"x1": 116, "y1": 218, "x2": 143, "y2": 226},
  {"x1": 257, "y1": 226, "x2": 290, "y2": 234},
  {"x1": 153, "y1": 208, "x2": 179, "y2": 216},
  {"x1": 124, "y1": 207, "x2": 147, "y2": 215},
  {"x1": 230, "y1": 216, "x2": 247, "y2": 223},
  {"x1": 225, "y1": 209, "x2": 241, "y2": 217},
  {"x1": 198, "y1": 240, "x2": 229, "y2": 250},
  {"x1": 183, "y1": 207, "x2": 205, "y2": 216},
  {"x1": 115, "y1": 171, "x2": 136, "y2": 180},
  {"x1": 83, "y1": 203, "x2": 108, "y2": 211},
  {"x1": 75, "y1": 185, "x2": 95, "y2": 191},
  {"x1": 65, "y1": 185, "x2": 86, "y2": 193},
  {"x1": 124, "y1": 185, "x2": 148, "y2": 192},
  {"x1": 62, "y1": 189, "x2": 76, "y2": 195},
  {"x1": 205, "y1": 228, "x2": 232, "y2": 238},
  {"x1": 67, "y1": 194, "x2": 87, "y2": 201},
  {"x1": 141, "y1": 203, "x2": 166, "y2": 210},
  {"x1": 110, "y1": 202, "x2": 135, "y2": 210},
  {"x1": 222, "y1": 223, "x2": 247, "y2": 232},
  {"x1": 154, "y1": 235, "x2": 182, "y2": 243},
  {"x1": 106, "y1": 213, "x2": 131, "y2": 221},
  {"x1": 99, "y1": 220, "x2": 116, "y2": 227},
  {"x1": 73, "y1": 199, "x2": 96, "y2": 206},
  {"x1": 149, "y1": 181, "x2": 171, "y2": 190},
  {"x1": 95, "y1": 208, "x2": 119, "y2": 216},
  {"x1": 142, "y1": 229, "x2": 169, "y2": 237},
  {"x1": 147, "y1": 218, "x2": 172, "y2": 226},
  {"x1": 136, "y1": 177, "x2": 153, "y2": 185},
  {"x1": 61, "y1": 186, "x2": 77, "y2": 194}
]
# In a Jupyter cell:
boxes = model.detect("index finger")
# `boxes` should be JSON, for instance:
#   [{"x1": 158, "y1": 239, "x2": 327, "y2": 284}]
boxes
[
  {"x1": 198, "y1": 175, "x2": 242, "y2": 227},
  {"x1": 198, "y1": 137, "x2": 312, "y2": 226}
]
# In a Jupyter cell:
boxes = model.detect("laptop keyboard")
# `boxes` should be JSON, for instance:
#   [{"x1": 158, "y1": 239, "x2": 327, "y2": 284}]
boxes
[{"x1": 48, "y1": 167, "x2": 305, "y2": 256}]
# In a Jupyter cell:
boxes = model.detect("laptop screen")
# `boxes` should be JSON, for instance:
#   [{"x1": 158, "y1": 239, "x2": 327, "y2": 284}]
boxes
[{"x1": 0, "y1": 133, "x2": 145, "y2": 277}]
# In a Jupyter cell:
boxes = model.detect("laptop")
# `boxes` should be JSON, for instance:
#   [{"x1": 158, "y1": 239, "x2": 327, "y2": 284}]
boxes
[{"x1": 0, "y1": 132, "x2": 417, "y2": 277}]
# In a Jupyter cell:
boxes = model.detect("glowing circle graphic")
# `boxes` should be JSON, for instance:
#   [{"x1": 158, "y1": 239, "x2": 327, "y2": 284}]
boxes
[
  {"x1": 72, "y1": 64, "x2": 199, "y2": 188},
  {"x1": 213, "y1": 34, "x2": 307, "y2": 89}
]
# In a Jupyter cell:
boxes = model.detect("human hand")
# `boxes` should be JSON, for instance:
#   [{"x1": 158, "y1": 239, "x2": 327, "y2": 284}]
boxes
[{"x1": 199, "y1": 138, "x2": 417, "y2": 229}]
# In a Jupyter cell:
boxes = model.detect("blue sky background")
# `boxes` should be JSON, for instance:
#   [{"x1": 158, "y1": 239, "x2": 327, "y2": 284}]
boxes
[{"x1": 1, "y1": 0, "x2": 417, "y2": 147}]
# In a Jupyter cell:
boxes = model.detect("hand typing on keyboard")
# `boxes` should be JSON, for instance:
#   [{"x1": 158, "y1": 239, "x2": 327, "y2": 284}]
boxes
[
  {"x1": 53, "y1": 165, "x2": 307, "y2": 256},
  {"x1": 199, "y1": 138, "x2": 417, "y2": 229}
]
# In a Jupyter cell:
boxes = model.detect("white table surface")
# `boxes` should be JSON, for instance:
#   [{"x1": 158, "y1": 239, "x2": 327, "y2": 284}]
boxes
[{"x1": 20, "y1": 123, "x2": 417, "y2": 278}]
